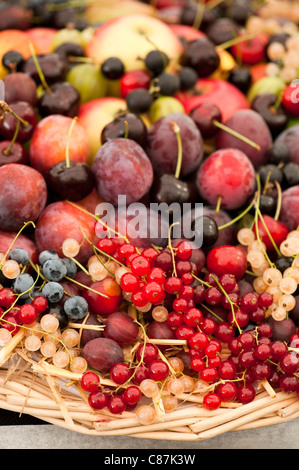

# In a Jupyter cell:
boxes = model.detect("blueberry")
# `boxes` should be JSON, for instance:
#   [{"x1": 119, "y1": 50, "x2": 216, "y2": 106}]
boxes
[
  {"x1": 63, "y1": 295, "x2": 88, "y2": 320},
  {"x1": 8, "y1": 247, "x2": 29, "y2": 265},
  {"x1": 39, "y1": 250, "x2": 59, "y2": 266},
  {"x1": 61, "y1": 258, "x2": 77, "y2": 279},
  {"x1": 42, "y1": 282, "x2": 64, "y2": 303},
  {"x1": 42, "y1": 258, "x2": 67, "y2": 282},
  {"x1": 13, "y1": 273, "x2": 35, "y2": 299}
]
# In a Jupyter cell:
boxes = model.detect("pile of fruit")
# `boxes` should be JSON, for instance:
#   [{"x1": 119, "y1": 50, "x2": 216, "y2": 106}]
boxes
[{"x1": 1, "y1": 0, "x2": 299, "y2": 433}]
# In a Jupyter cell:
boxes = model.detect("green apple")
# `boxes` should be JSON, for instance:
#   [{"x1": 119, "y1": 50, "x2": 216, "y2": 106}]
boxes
[
  {"x1": 149, "y1": 96, "x2": 185, "y2": 123},
  {"x1": 247, "y1": 76, "x2": 285, "y2": 102}
]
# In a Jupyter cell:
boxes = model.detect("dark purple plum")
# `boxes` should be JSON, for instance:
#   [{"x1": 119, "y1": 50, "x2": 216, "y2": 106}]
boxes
[
  {"x1": 279, "y1": 185, "x2": 299, "y2": 230},
  {"x1": 274, "y1": 124, "x2": 299, "y2": 165}
]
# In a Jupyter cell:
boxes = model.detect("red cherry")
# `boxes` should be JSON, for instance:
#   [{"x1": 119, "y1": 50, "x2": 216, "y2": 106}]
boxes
[
  {"x1": 206, "y1": 246, "x2": 247, "y2": 280},
  {"x1": 231, "y1": 35, "x2": 266, "y2": 65},
  {"x1": 253, "y1": 215, "x2": 289, "y2": 252},
  {"x1": 120, "y1": 70, "x2": 151, "y2": 98},
  {"x1": 282, "y1": 83, "x2": 299, "y2": 117}
]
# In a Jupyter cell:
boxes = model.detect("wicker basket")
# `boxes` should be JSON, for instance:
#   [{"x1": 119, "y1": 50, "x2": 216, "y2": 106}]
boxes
[{"x1": 1, "y1": 328, "x2": 299, "y2": 442}]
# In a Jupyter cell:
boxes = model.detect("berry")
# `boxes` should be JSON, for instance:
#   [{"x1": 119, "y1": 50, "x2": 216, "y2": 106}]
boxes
[{"x1": 81, "y1": 371, "x2": 100, "y2": 393}]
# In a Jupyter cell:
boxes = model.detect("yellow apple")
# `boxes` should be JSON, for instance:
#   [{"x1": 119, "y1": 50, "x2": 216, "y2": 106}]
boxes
[
  {"x1": 84, "y1": 0, "x2": 156, "y2": 24},
  {"x1": 85, "y1": 14, "x2": 183, "y2": 73},
  {"x1": 78, "y1": 97, "x2": 127, "y2": 163}
]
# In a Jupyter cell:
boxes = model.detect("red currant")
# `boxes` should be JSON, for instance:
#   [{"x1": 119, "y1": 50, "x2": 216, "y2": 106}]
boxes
[
  {"x1": 88, "y1": 390, "x2": 109, "y2": 410},
  {"x1": 97, "y1": 237, "x2": 115, "y2": 255},
  {"x1": 176, "y1": 240, "x2": 192, "y2": 260},
  {"x1": 0, "y1": 288, "x2": 16, "y2": 308},
  {"x1": 31, "y1": 295, "x2": 48, "y2": 314},
  {"x1": 107, "y1": 395, "x2": 127, "y2": 414},
  {"x1": 216, "y1": 382, "x2": 238, "y2": 402},
  {"x1": 142, "y1": 281, "x2": 165, "y2": 304},
  {"x1": 123, "y1": 385, "x2": 142, "y2": 405},
  {"x1": 81, "y1": 371, "x2": 101, "y2": 392},
  {"x1": 120, "y1": 272, "x2": 140, "y2": 293},
  {"x1": 130, "y1": 255, "x2": 150, "y2": 277},
  {"x1": 16, "y1": 304, "x2": 37, "y2": 325},
  {"x1": 183, "y1": 307, "x2": 203, "y2": 327},
  {"x1": 203, "y1": 392, "x2": 221, "y2": 410},
  {"x1": 110, "y1": 362, "x2": 132, "y2": 385},
  {"x1": 189, "y1": 331, "x2": 209, "y2": 351},
  {"x1": 237, "y1": 384, "x2": 256, "y2": 404},
  {"x1": 136, "y1": 343, "x2": 159, "y2": 365},
  {"x1": 147, "y1": 359, "x2": 169, "y2": 382}
]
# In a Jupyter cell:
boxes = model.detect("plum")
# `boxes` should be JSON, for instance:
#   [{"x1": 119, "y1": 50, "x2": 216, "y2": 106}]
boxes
[
  {"x1": 216, "y1": 109, "x2": 272, "y2": 168},
  {"x1": 0, "y1": 164, "x2": 47, "y2": 232},
  {"x1": 274, "y1": 124, "x2": 299, "y2": 165},
  {"x1": 279, "y1": 185, "x2": 299, "y2": 230}
]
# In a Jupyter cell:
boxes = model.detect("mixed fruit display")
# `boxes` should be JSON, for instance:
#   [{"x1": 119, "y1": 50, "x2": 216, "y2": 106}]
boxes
[{"x1": 1, "y1": 0, "x2": 299, "y2": 426}]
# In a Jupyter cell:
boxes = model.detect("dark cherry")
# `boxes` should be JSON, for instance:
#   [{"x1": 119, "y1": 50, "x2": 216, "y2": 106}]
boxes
[
  {"x1": 22, "y1": 53, "x2": 66, "y2": 85},
  {"x1": 179, "y1": 67, "x2": 198, "y2": 91},
  {"x1": 126, "y1": 88, "x2": 153, "y2": 114},
  {"x1": 190, "y1": 102, "x2": 222, "y2": 139},
  {"x1": 155, "y1": 72, "x2": 180, "y2": 96},
  {"x1": 38, "y1": 82, "x2": 80, "y2": 118},
  {"x1": 258, "y1": 194, "x2": 276, "y2": 216},
  {"x1": 228, "y1": 67, "x2": 252, "y2": 94},
  {"x1": 2, "y1": 72, "x2": 37, "y2": 106},
  {"x1": 46, "y1": 161, "x2": 96, "y2": 202},
  {"x1": 206, "y1": 18, "x2": 240, "y2": 45},
  {"x1": 101, "y1": 113, "x2": 148, "y2": 148},
  {"x1": 2, "y1": 50, "x2": 24, "y2": 73},
  {"x1": 180, "y1": 3, "x2": 222, "y2": 32},
  {"x1": 0, "y1": 101, "x2": 37, "y2": 143},
  {"x1": 267, "y1": 143, "x2": 290, "y2": 165},
  {"x1": 282, "y1": 163, "x2": 299, "y2": 187},
  {"x1": 54, "y1": 42, "x2": 85, "y2": 70},
  {"x1": 275, "y1": 256, "x2": 294, "y2": 273},
  {"x1": 180, "y1": 37, "x2": 220, "y2": 77},
  {"x1": 0, "y1": 141, "x2": 28, "y2": 166},
  {"x1": 0, "y1": 5, "x2": 32, "y2": 31},
  {"x1": 259, "y1": 164, "x2": 283, "y2": 186},
  {"x1": 229, "y1": 0, "x2": 253, "y2": 25},
  {"x1": 252, "y1": 93, "x2": 288, "y2": 137},
  {"x1": 190, "y1": 215, "x2": 219, "y2": 247},
  {"x1": 150, "y1": 174, "x2": 198, "y2": 207}
]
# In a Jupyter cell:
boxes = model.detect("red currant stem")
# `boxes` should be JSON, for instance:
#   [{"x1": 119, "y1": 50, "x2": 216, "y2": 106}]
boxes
[
  {"x1": 170, "y1": 121, "x2": 183, "y2": 179},
  {"x1": 217, "y1": 33, "x2": 256, "y2": 51},
  {"x1": 210, "y1": 274, "x2": 242, "y2": 335},
  {"x1": 245, "y1": 269, "x2": 259, "y2": 277},
  {"x1": 199, "y1": 303, "x2": 224, "y2": 323},
  {"x1": 212, "y1": 120, "x2": 261, "y2": 150},
  {"x1": 65, "y1": 116, "x2": 78, "y2": 168},
  {"x1": 29, "y1": 42, "x2": 52, "y2": 94},
  {"x1": 92, "y1": 245, "x2": 115, "y2": 276},
  {"x1": 0, "y1": 265, "x2": 41, "y2": 321},
  {"x1": 274, "y1": 180, "x2": 282, "y2": 221},
  {"x1": 124, "y1": 120, "x2": 129, "y2": 139},
  {"x1": 191, "y1": 273, "x2": 212, "y2": 288},
  {"x1": 70, "y1": 257, "x2": 92, "y2": 278},
  {"x1": 217, "y1": 196, "x2": 256, "y2": 230},
  {"x1": 3, "y1": 120, "x2": 20, "y2": 156},
  {"x1": 168, "y1": 221, "x2": 180, "y2": 277},
  {"x1": 215, "y1": 195, "x2": 222, "y2": 214},
  {"x1": 206, "y1": 0, "x2": 225, "y2": 10},
  {"x1": 64, "y1": 275, "x2": 110, "y2": 298},
  {"x1": 0, "y1": 221, "x2": 36, "y2": 269},
  {"x1": 80, "y1": 229, "x2": 126, "y2": 268}
]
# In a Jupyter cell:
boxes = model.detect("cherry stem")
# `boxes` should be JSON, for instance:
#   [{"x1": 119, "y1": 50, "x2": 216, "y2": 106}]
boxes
[
  {"x1": 65, "y1": 116, "x2": 78, "y2": 168},
  {"x1": 212, "y1": 120, "x2": 261, "y2": 150},
  {"x1": 29, "y1": 42, "x2": 52, "y2": 94},
  {"x1": 217, "y1": 33, "x2": 256, "y2": 51},
  {"x1": 170, "y1": 121, "x2": 183, "y2": 179},
  {"x1": 0, "y1": 102, "x2": 29, "y2": 128},
  {"x1": 218, "y1": 196, "x2": 256, "y2": 230},
  {"x1": 124, "y1": 120, "x2": 129, "y2": 139},
  {"x1": 3, "y1": 120, "x2": 20, "y2": 156},
  {"x1": 274, "y1": 180, "x2": 282, "y2": 221},
  {"x1": 192, "y1": 0, "x2": 205, "y2": 30},
  {"x1": 215, "y1": 195, "x2": 222, "y2": 214}
]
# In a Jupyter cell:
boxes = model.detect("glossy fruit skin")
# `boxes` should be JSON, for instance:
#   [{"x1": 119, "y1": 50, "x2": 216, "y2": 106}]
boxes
[
  {"x1": 82, "y1": 278, "x2": 122, "y2": 317},
  {"x1": 206, "y1": 246, "x2": 247, "y2": 280},
  {"x1": 0, "y1": 141, "x2": 28, "y2": 166},
  {"x1": 2, "y1": 72, "x2": 37, "y2": 106},
  {"x1": 0, "y1": 163, "x2": 47, "y2": 232},
  {"x1": 282, "y1": 83, "x2": 299, "y2": 117},
  {"x1": 78, "y1": 314, "x2": 103, "y2": 346},
  {"x1": 280, "y1": 186, "x2": 299, "y2": 231},
  {"x1": 46, "y1": 161, "x2": 96, "y2": 202},
  {"x1": 92, "y1": 138, "x2": 153, "y2": 205},
  {"x1": 29, "y1": 114, "x2": 90, "y2": 176},
  {"x1": 82, "y1": 337, "x2": 124, "y2": 373},
  {"x1": 253, "y1": 215, "x2": 289, "y2": 252},
  {"x1": 38, "y1": 82, "x2": 80, "y2": 118},
  {"x1": 103, "y1": 312, "x2": 139, "y2": 345},
  {"x1": 145, "y1": 112, "x2": 203, "y2": 178},
  {"x1": 196, "y1": 148, "x2": 256, "y2": 210},
  {"x1": 34, "y1": 200, "x2": 98, "y2": 264},
  {"x1": 101, "y1": 112, "x2": 147, "y2": 148},
  {"x1": 0, "y1": 101, "x2": 37, "y2": 144},
  {"x1": 180, "y1": 37, "x2": 220, "y2": 77}
]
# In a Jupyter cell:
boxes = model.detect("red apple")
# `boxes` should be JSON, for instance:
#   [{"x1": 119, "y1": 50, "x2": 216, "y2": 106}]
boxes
[
  {"x1": 176, "y1": 78, "x2": 250, "y2": 122},
  {"x1": 169, "y1": 24, "x2": 206, "y2": 42},
  {"x1": 25, "y1": 27, "x2": 58, "y2": 54},
  {"x1": 78, "y1": 97, "x2": 127, "y2": 162},
  {"x1": 0, "y1": 164, "x2": 47, "y2": 232},
  {"x1": 29, "y1": 115, "x2": 91, "y2": 176},
  {"x1": 34, "y1": 201, "x2": 98, "y2": 264},
  {"x1": 85, "y1": 13, "x2": 183, "y2": 73}
]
